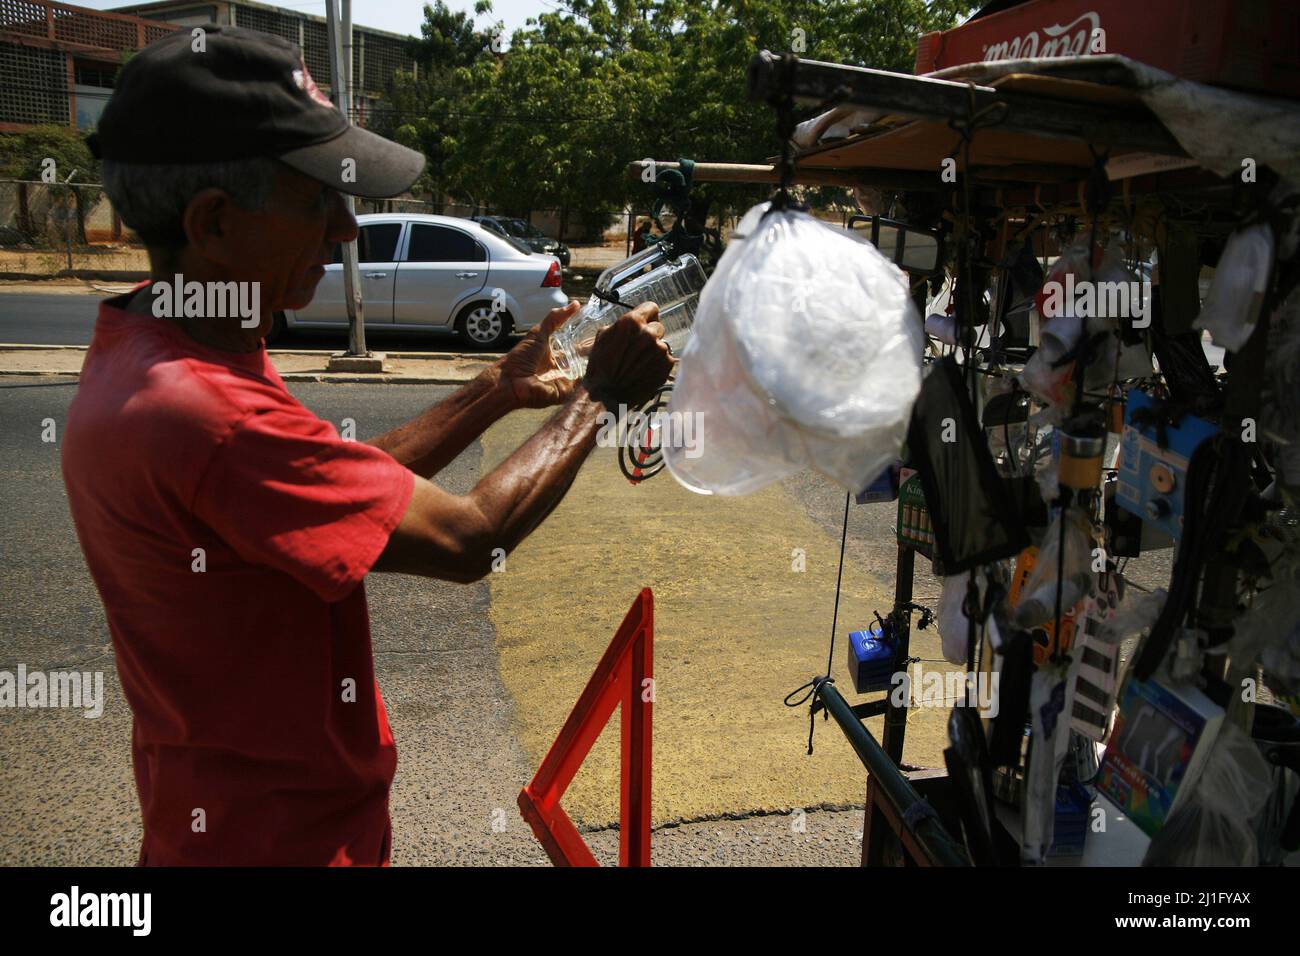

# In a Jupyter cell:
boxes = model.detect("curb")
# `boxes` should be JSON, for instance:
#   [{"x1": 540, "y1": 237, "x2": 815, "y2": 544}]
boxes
[
  {"x1": 278, "y1": 373, "x2": 473, "y2": 385},
  {"x1": 0, "y1": 367, "x2": 473, "y2": 386},
  {"x1": 0, "y1": 343, "x2": 90, "y2": 350},
  {"x1": 0, "y1": 344, "x2": 497, "y2": 360}
]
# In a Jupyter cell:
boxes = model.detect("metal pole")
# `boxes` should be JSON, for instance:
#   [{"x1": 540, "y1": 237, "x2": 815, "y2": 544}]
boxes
[
  {"x1": 816, "y1": 679, "x2": 971, "y2": 867},
  {"x1": 327, "y1": 0, "x2": 366, "y2": 356},
  {"x1": 62, "y1": 169, "x2": 78, "y2": 273},
  {"x1": 626, "y1": 160, "x2": 943, "y2": 192},
  {"x1": 746, "y1": 50, "x2": 1187, "y2": 157}
]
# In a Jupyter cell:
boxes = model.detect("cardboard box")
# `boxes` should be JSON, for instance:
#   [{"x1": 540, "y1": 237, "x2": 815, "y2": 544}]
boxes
[{"x1": 1098, "y1": 675, "x2": 1224, "y2": 836}]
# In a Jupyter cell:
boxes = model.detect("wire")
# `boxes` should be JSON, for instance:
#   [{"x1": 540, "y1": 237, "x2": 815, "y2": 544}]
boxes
[
  {"x1": 783, "y1": 490, "x2": 852, "y2": 756},
  {"x1": 618, "y1": 382, "x2": 674, "y2": 483},
  {"x1": 825, "y1": 492, "x2": 852, "y2": 680}
]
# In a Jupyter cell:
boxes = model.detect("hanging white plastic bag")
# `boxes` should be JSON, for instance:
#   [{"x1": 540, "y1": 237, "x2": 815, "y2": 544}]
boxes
[
  {"x1": 1241, "y1": 578, "x2": 1300, "y2": 695},
  {"x1": 1195, "y1": 223, "x2": 1274, "y2": 353},
  {"x1": 1097, "y1": 587, "x2": 1168, "y2": 643},
  {"x1": 1023, "y1": 660, "x2": 1076, "y2": 864},
  {"x1": 664, "y1": 203, "x2": 924, "y2": 495},
  {"x1": 1142, "y1": 722, "x2": 1272, "y2": 866},
  {"x1": 1021, "y1": 237, "x2": 1149, "y2": 406},
  {"x1": 936, "y1": 572, "x2": 1002, "y2": 665}
]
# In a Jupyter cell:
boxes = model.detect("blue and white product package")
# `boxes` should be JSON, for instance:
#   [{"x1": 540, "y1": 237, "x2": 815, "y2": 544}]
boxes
[
  {"x1": 846, "y1": 626, "x2": 898, "y2": 694},
  {"x1": 1116, "y1": 390, "x2": 1218, "y2": 541}
]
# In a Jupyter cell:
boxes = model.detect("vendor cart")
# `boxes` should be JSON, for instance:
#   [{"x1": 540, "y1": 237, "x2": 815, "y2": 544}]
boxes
[{"x1": 628, "y1": 0, "x2": 1300, "y2": 867}]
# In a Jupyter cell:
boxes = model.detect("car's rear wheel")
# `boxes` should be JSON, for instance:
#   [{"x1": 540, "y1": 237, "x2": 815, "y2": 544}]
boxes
[{"x1": 455, "y1": 301, "x2": 513, "y2": 350}]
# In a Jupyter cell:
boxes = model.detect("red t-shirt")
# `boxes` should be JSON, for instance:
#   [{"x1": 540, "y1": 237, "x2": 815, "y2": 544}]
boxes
[{"x1": 61, "y1": 289, "x2": 414, "y2": 866}]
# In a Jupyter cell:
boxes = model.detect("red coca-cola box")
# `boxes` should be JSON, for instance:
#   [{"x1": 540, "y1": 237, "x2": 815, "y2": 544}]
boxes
[{"x1": 915, "y1": 0, "x2": 1300, "y2": 99}]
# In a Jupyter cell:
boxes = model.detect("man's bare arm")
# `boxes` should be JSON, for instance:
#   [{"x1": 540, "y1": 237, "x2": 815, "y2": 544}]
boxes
[
  {"x1": 373, "y1": 305, "x2": 673, "y2": 582},
  {"x1": 367, "y1": 301, "x2": 581, "y2": 479},
  {"x1": 367, "y1": 368, "x2": 514, "y2": 478},
  {"x1": 373, "y1": 385, "x2": 604, "y2": 582}
]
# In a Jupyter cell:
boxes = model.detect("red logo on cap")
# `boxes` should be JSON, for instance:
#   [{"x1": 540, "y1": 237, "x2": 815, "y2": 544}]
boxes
[{"x1": 293, "y1": 59, "x2": 335, "y2": 109}]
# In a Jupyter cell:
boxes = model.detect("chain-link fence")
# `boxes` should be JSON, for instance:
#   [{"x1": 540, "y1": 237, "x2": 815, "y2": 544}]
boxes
[
  {"x1": 0, "y1": 180, "x2": 627, "y2": 279},
  {"x1": 0, "y1": 179, "x2": 148, "y2": 277}
]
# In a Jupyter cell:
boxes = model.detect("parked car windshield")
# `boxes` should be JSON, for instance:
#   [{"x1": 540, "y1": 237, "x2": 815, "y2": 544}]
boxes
[
  {"x1": 509, "y1": 218, "x2": 549, "y2": 240},
  {"x1": 495, "y1": 229, "x2": 535, "y2": 256},
  {"x1": 472, "y1": 217, "x2": 539, "y2": 255}
]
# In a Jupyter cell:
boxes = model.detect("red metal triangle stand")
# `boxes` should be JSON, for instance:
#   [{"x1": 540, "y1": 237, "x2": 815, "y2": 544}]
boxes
[{"x1": 517, "y1": 588, "x2": 654, "y2": 866}]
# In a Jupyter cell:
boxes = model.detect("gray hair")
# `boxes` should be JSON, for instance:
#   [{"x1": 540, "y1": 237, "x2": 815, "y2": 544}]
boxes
[{"x1": 100, "y1": 157, "x2": 280, "y2": 252}]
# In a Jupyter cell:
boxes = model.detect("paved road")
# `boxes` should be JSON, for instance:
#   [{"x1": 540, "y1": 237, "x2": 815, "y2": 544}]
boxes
[
  {"x1": 0, "y1": 377, "x2": 862, "y2": 866},
  {"x1": 0, "y1": 291, "x2": 528, "y2": 352},
  {"x1": 0, "y1": 291, "x2": 1227, "y2": 372},
  {"x1": 0, "y1": 294, "x2": 102, "y2": 345}
]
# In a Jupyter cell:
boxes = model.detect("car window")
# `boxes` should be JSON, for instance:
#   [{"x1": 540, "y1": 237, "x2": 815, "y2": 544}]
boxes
[
  {"x1": 406, "y1": 224, "x2": 487, "y2": 263},
  {"x1": 332, "y1": 222, "x2": 402, "y2": 264},
  {"x1": 512, "y1": 219, "x2": 546, "y2": 240},
  {"x1": 498, "y1": 233, "x2": 534, "y2": 256}
]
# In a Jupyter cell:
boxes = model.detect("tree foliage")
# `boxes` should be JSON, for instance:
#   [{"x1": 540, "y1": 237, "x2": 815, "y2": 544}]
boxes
[{"x1": 363, "y1": 0, "x2": 973, "y2": 220}]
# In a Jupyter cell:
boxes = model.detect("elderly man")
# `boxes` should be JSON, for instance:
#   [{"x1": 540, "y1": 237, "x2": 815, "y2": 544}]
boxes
[{"x1": 61, "y1": 26, "x2": 672, "y2": 866}]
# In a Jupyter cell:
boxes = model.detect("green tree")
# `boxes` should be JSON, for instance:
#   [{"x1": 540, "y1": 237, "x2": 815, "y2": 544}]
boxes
[
  {"x1": 377, "y1": 1, "x2": 496, "y2": 202},
  {"x1": 386, "y1": 0, "x2": 974, "y2": 227}
]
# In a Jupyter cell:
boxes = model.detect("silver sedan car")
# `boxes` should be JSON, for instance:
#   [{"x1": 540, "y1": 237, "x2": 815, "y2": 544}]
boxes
[{"x1": 279, "y1": 213, "x2": 569, "y2": 349}]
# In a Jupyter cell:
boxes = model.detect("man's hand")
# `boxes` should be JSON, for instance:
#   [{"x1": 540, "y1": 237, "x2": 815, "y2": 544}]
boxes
[
  {"x1": 582, "y1": 302, "x2": 675, "y2": 410},
  {"x1": 494, "y1": 300, "x2": 581, "y2": 409}
]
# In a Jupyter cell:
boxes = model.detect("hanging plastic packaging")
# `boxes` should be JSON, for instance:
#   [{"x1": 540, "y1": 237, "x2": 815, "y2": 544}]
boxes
[
  {"x1": 925, "y1": 312, "x2": 958, "y2": 345},
  {"x1": 1243, "y1": 579, "x2": 1300, "y2": 696},
  {"x1": 1096, "y1": 587, "x2": 1168, "y2": 643},
  {"x1": 935, "y1": 573, "x2": 1002, "y2": 666},
  {"x1": 1014, "y1": 507, "x2": 1095, "y2": 630},
  {"x1": 1023, "y1": 661, "x2": 1076, "y2": 864},
  {"x1": 664, "y1": 203, "x2": 924, "y2": 496},
  {"x1": 1021, "y1": 238, "x2": 1149, "y2": 407},
  {"x1": 1195, "y1": 223, "x2": 1274, "y2": 354},
  {"x1": 1142, "y1": 722, "x2": 1272, "y2": 865},
  {"x1": 1018, "y1": 313, "x2": 1083, "y2": 407}
]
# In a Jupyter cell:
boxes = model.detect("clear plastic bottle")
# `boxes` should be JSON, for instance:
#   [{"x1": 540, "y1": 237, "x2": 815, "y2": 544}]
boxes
[{"x1": 550, "y1": 248, "x2": 707, "y2": 380}]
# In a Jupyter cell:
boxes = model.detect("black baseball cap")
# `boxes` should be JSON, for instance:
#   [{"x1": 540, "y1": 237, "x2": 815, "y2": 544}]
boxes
[{"x1": 87, "y1": 25, "x2": 424, "y2": 198}]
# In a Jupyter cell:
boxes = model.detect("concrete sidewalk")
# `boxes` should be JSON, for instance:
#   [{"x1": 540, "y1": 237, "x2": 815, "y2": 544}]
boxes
[{"x1": 0, "y1": 344, "x2": 498, "y2": 385}]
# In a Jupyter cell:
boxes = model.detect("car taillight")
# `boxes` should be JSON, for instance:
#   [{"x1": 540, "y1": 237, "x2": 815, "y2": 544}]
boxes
[{"x1": 541, "y1": 259, "x2": 562, "y2": 287}]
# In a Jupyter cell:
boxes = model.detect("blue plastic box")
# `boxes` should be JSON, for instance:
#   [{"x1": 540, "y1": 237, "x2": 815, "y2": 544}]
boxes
[{"x1": 847, "y1": 627, "x2": 897, "y2": 694}]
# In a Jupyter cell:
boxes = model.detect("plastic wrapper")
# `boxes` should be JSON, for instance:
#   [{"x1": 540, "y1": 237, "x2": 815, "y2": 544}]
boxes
[
  {"x1": 1096, "y1": 587, "x2": 1168, "y2": 644},
  {"x1": 936, "y1": 573, "x2": 1002, "y2": 666},
  {"x1": 1023, "y1": 661, "x2": 1076, "y2": 864},
  {"x1": 1018, "y1": 313, "x2": 1083, "y2": 407},
  {"x1": 664, "y1": 202, "x2": 924, "y2": 496},
  {"x1": 1021, "y1": 239, "x2": 1142, "y2": 407},
  {"x1": 1195, "y1": 223, "x2": 1274, "y2": 354},
  {"x1": 924, "y1": 312, "x2": 958, "y2": 346},
  {"x1": 1028, "y1": 421, "x2": 1059, "y2": 504},
  {"x1": 1263, "y1": 282, "x2": 1300, "y2": 450},
  {"x1": 1014, "y1": 507, "x2": 1094, "y2": 630},
  {"x1": 1256, "y1": 763, "x2": 1300, "y2": 865},
  {"x1": 1225, "y1": 574, "x2": 1300, "y2": 696},
  {"x1": 1142, "y1": 722, "x2": 1272, "y2": 866}
]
